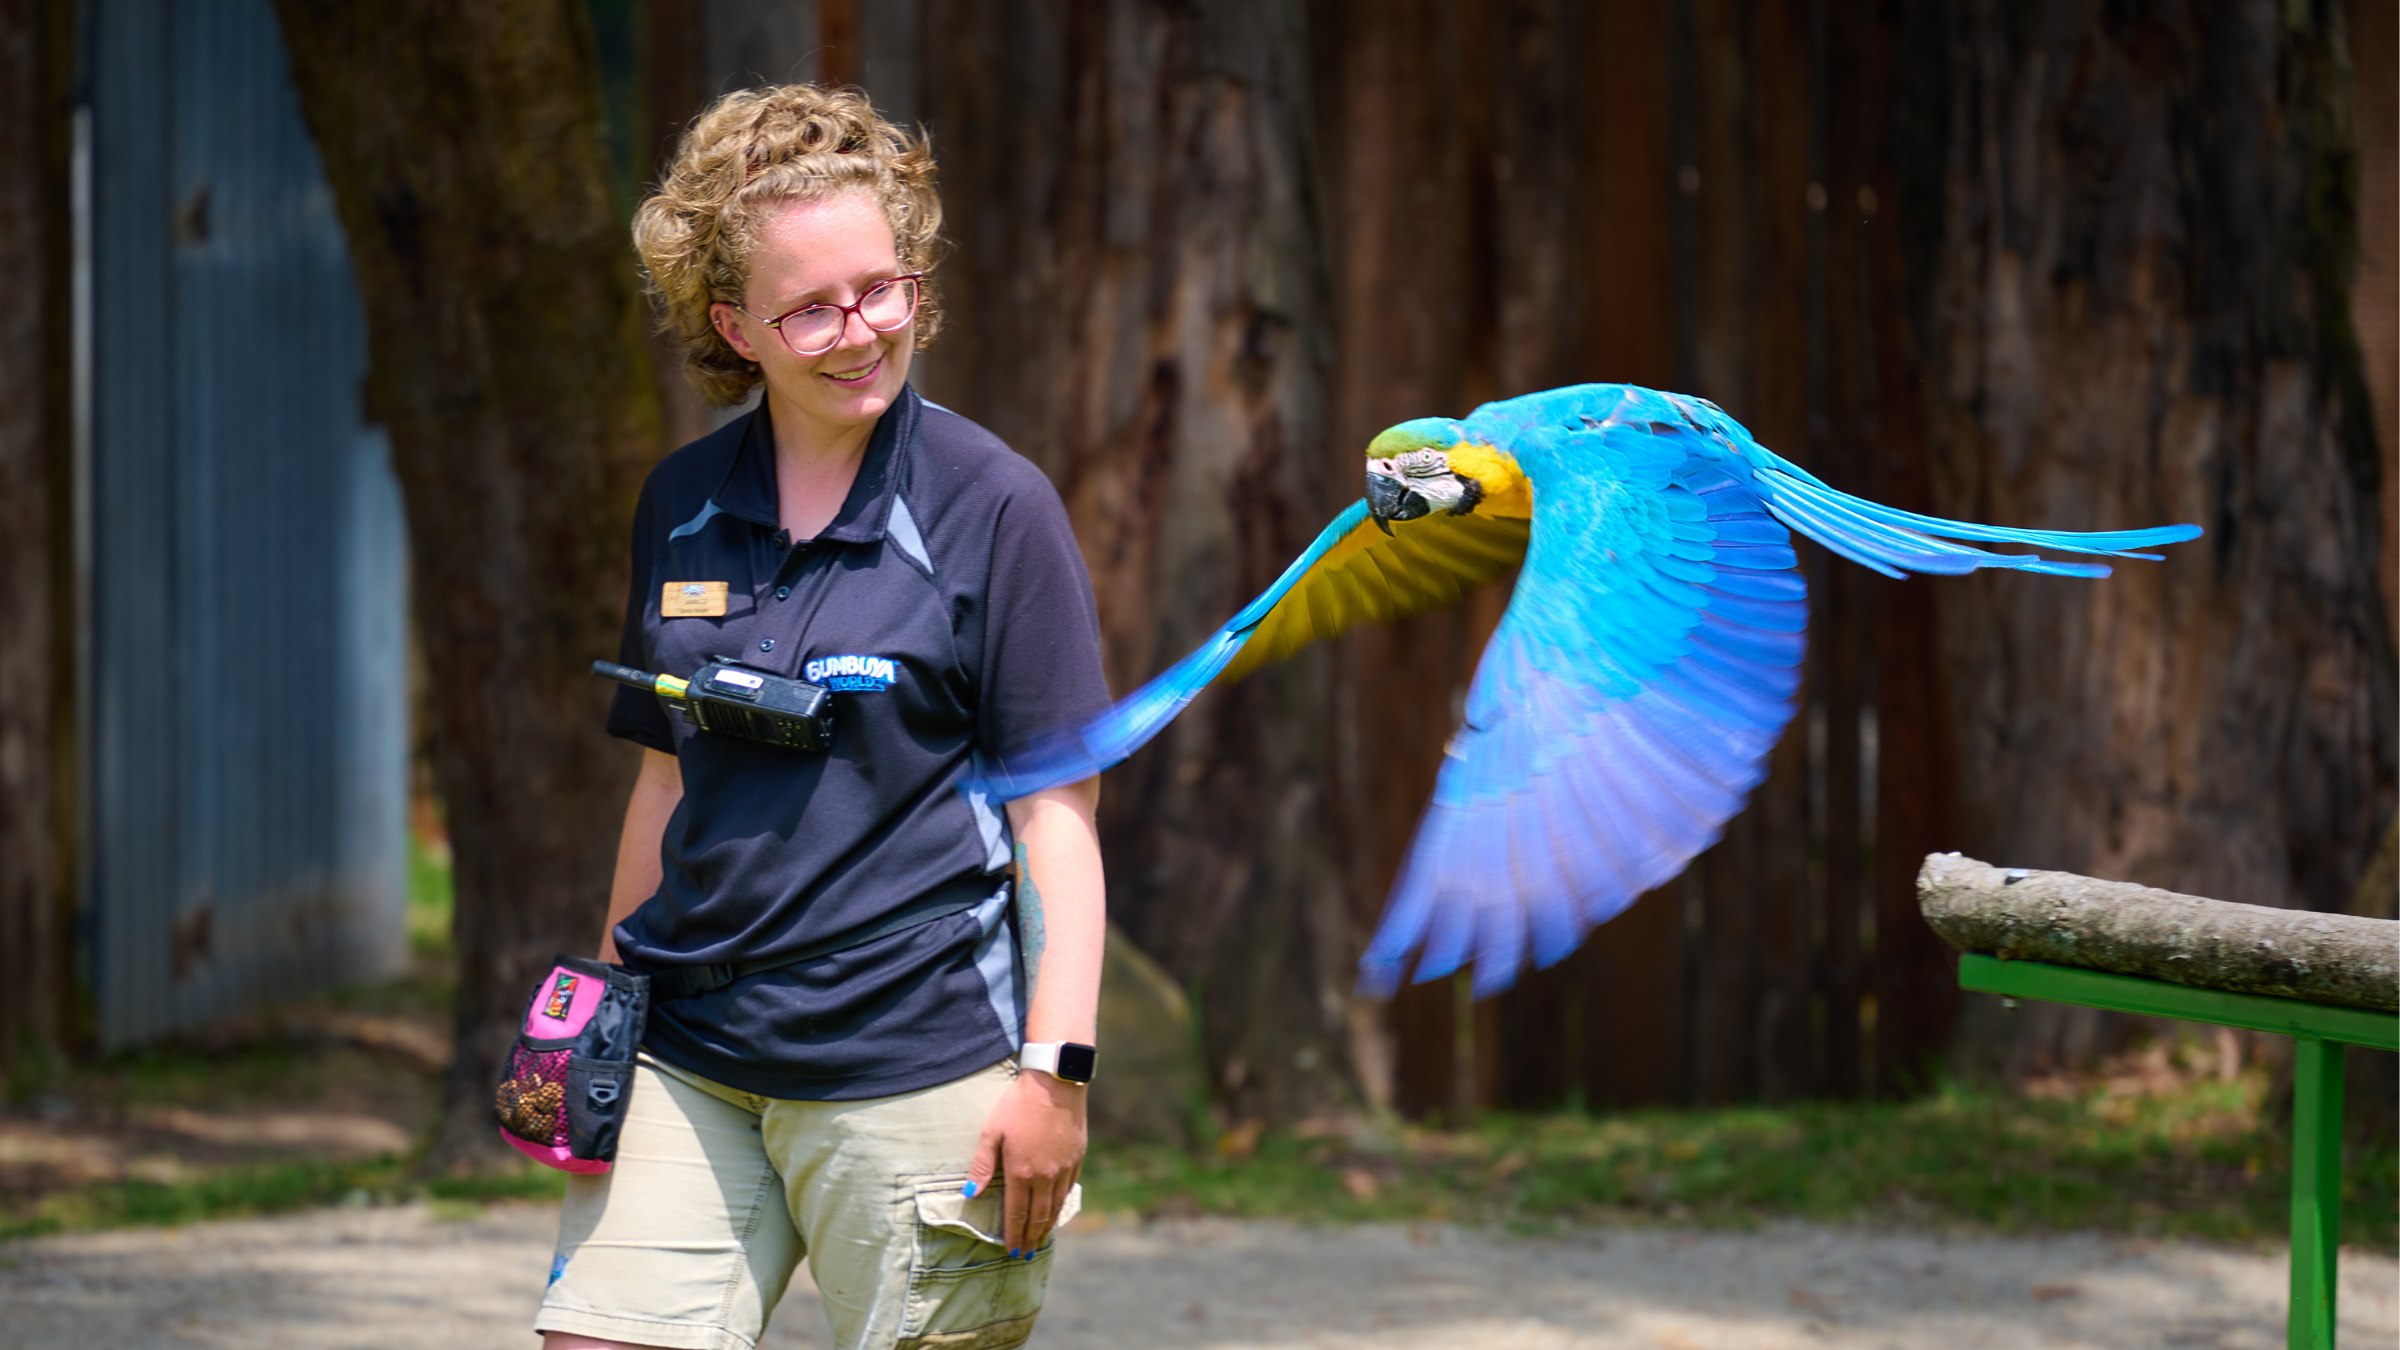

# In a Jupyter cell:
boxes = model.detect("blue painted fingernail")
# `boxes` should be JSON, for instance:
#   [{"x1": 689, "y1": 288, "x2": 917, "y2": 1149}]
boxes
[
  {"x1": 1007, "y1": 1247, "x2": 1020, "y2": 1258},
  {"x1": 962, "y1": 1181, "x2": 978, "y2": 1198},
  {"x1": 1023, "y1": 1250, "x2": 1037, "y2": 1262}
]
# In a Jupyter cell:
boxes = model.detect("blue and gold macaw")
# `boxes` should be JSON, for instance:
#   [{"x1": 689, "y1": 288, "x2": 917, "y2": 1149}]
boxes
[{"x1": 976, "y1": 384, "x2": 2200, "y2": 997}]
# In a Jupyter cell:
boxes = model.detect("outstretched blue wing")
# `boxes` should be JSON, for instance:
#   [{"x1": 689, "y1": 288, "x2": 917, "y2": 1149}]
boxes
[
  {"x1": 1357, "y1": 437, "x2": 1806, "y2": 996},
  {"x1": 973, "y1": 499, "x2": 1529, "y2": 799},
  {"x1": 1356, "y1": 385, "x2": 2199, "y2": 995}
]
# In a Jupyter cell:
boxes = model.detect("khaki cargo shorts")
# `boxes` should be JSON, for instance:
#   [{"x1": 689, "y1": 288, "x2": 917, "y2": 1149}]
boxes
[{"x1": 533, "y1": 1052, "x2": 1077, "y2": 1350}]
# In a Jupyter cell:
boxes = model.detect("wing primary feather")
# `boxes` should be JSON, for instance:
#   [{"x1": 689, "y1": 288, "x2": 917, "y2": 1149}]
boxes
[
  {"x1": 1360, "y1": 814, "x2": 1444, "y2": 996},
  {"x1": 1473, "y1": 812, "x2": 1532, "y2": 997},
  {"x1": 1692, "y1": 611, "x2": 1807, "y2": 666},
  {"x1": 1763, "y1": 488, "x2": 1989, "y2": 575},
  {"x1": 1584, "y1": 715, "x2": 1718, "y2": 893},
  {"x1": 1555, "y1": 751, "x2": 1648, "y2": 928},
  {"x1": 1758, "y1": 470, "x2": 2178, "y2": 577},
  {"x1": 1707, "y1": 516, "x2": 1792, "y2": 546},
  {"x1": 1549, "y1": 736, "x2": 1641, "y2": 894},
  {"x1": 1226, "y1": 500, "x2": 1376, "y2": 631},
  {"x1": 1698, "y1": 589, "x2": 1811, "y2": 632},
  {"x1": 1409, "y1": 807, "x2": 1480, "y2": 984},
  {"x1": 1609, "y1": 704, "x2": 1747, "y2": 836},
  {"x1": 1520, "y1": 789, "x2": 1590, "y2": 971},
  {"x1": 1707, "y1": 567, "x2": 1808, "y2": 599},
  {"x1": 1711, "y1": 541, "x2": 1802, "y2": 570},
  {"x1": 1754, "y1": 465, "x2": 2201, "y2": 555}
]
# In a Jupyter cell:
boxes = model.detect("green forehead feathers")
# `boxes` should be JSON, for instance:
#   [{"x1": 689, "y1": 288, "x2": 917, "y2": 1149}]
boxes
[{"x1": 1366, "y1": 418, "x2": 1463, "y2": 458}]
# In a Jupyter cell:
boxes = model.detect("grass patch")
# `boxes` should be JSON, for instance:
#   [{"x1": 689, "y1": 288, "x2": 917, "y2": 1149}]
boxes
[
  {"x1": 406, "y1": 831, "x2": 456, "y2": 963},
  {"x1": 74, "y1": 1041, "x2": 328, "y2": 1112},
  {"x1": 14, "y1": 1067, "x2": 2383, "y2": 1250},
  {"x1": 10, "y1": 835, "x2": 2389, "y2": 1254},
  {"x1": 0, "y1": 1154, "x2": 566, "y2": 1243},
  {"x1": 1091, "y1": 1072, "x2": 2397, "y2": 1250}
]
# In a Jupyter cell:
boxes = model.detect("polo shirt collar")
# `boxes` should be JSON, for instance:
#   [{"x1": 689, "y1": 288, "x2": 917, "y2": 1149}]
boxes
[{"x1": 714, "y1": 384, "x2": 920, "y2": 544}]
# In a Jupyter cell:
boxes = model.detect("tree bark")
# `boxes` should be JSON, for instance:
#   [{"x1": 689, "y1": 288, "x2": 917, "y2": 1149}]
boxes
[
  {"x1": 920, "y1": 0, "x2": 1355, "y2": 1124},
  {"x1": 1920, "y1": 853, "x2": 2399, "y2": 1012},
  {"x1": 1893, "y1": 1, "x2": 2396, "y2": 1075},
  {"x1": 269, "y1": 0, "x2": 660, "y2": 1168},
  {"x1": 0, "y1": 0, "x2": 74, "y2": 1078},
  {"x1": 1307, "y1": 0, "x2": 1490, "y2": 1120}
]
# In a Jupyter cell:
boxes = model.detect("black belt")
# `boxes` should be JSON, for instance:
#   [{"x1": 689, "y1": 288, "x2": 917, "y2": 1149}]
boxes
[{"x1": 644, "y1": 886, "x2": 995, "y2": 999}]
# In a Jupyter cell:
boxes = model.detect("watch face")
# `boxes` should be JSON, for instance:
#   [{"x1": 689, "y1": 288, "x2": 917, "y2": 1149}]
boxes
[{"x1": 1055, "y1": 1042, "x2": 1097, "y2": 1083}]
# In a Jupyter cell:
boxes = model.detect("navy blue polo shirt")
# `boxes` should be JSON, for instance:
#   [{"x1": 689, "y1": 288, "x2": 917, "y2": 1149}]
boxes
[{"x1": 604, "y1": 385, "x2": 1110, "y2": 1100}]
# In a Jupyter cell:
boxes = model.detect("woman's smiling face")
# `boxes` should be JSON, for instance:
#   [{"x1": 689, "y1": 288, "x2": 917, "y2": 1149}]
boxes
[{"x1": 711, "y1": 191, "x2": 915, "y2": 444}]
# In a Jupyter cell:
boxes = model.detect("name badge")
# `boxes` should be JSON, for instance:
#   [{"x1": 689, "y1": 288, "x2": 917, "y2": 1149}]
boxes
[{"x1": 661, "y1": 581, "x2": 729, "y2": 618}]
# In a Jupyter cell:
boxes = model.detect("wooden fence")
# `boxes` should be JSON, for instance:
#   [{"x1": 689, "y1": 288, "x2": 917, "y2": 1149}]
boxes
[{"x1": 1321, "y1": 0, "x2": 1968, "y2": 1118}]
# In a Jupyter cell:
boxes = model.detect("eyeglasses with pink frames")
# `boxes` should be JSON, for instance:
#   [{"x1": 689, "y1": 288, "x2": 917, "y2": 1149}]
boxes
[{"x1": 737, "y1": 274, "x2": 925, "y2": 358}]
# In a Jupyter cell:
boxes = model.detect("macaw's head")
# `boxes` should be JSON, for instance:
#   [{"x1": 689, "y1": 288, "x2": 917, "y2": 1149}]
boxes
[{"x1": 1363, "y1": 418, "x2": 1530, "y2": 533}]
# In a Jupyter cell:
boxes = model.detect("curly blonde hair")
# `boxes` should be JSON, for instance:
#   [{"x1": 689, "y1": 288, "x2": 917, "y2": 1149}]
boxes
[{"x1": 633, "y1": 85, "x2": 943, "y2": 406}]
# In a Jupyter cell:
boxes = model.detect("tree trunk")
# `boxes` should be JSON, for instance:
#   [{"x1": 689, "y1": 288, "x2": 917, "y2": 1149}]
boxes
[
  {"x1": 919, "y1": 0, "x2": 1356, "y2": 1124},
  {"x1": 1920, "y1": 853, "x2": 2399, "y2": 1012},
  {"x1": 1894, "y1": 0, "x2": 2396, "y2": 1076},
  {"x1": 270, "y1": 0, "x2": 661, "y2": 1168},
  {"x1": 1306, "y1": 0, "x2": 1496, "y2": 1120},
  {"x1": 0, "y1": 0, "x2": 74, "y2": 1077}
]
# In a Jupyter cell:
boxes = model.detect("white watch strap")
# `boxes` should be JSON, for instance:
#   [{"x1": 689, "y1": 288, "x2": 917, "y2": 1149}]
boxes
[{"x1": 1020, "y1": 1041, "x2": 1065, "y2": 1077}]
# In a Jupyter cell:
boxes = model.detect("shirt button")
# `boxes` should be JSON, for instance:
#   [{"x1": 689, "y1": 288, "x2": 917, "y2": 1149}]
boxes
[
  {"x1": 774, "y1": 585, "x2": 791, "y2": 600},
  {"x1": 758, "y1": 638, "x2": 775, "y2": 653}
]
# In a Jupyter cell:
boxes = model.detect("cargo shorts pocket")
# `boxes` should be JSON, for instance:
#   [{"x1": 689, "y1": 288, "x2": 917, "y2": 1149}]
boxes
[{"x1": 896, "y1": 1175, "x2": 1074, "y2": 1349}]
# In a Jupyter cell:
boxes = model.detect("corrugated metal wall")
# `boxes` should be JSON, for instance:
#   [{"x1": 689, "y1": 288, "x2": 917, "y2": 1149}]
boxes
[{"x1": 83, "y1": 0, "x2": 408, "y2": 1048}]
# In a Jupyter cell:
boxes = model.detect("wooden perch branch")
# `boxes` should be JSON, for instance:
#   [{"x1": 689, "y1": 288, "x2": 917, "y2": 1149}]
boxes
[{"x1": 1918, "y1": 853, "x2": 2399, "y2": 1013}]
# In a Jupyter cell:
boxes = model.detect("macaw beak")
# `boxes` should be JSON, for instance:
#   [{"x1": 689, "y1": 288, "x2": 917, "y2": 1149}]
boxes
[{"x1": 1365, "y1": 470, "x2": 1431, "y2": 534}]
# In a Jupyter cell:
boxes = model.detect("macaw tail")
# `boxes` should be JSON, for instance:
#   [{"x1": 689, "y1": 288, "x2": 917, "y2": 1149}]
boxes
[{"x1": 1751, "y1": 467, "x2": 2202, "y2": 580}]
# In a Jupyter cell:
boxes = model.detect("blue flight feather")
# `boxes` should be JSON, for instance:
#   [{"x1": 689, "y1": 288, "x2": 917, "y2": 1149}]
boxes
[{"x1": 972, "y1": 500, "x2": 1374, "y2": 800}]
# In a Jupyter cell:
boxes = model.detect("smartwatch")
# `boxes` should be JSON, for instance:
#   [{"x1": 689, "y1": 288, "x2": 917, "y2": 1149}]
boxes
[{"x1": 1020, "y1": 1040, "x2": 1098, "y2": 1085}]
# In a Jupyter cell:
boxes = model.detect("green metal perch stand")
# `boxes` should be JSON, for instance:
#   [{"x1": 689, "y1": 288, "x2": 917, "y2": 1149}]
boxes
[{"x1": 1918, "y1": 853, "x2": 2399, "y2": 1350}]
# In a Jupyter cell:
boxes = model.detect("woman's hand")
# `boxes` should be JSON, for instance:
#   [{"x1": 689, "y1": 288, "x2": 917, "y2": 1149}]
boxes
[
  {"x1": 964, "y1": 1067, "x2": 1088, "y2": 1257},
  {"x1": 976, "y1": 778, "x2": 1101, "y2": 1257}
]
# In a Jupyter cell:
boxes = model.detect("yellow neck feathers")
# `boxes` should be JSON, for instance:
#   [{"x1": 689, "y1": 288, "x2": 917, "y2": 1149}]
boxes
[{"x1": 1445, "y1": 441, "x2": 1534, "y2": 519}]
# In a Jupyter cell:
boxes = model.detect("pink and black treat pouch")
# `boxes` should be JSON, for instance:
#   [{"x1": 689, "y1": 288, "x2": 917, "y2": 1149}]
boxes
[{"x1": 495, "y1": 956, "x2": 649, "y2": 1174}]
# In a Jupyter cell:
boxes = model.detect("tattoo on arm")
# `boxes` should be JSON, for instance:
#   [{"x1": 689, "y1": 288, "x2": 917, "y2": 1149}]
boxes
[{"x1": 1013, "y1": 836, "x2": 1046, "y2": 1002}]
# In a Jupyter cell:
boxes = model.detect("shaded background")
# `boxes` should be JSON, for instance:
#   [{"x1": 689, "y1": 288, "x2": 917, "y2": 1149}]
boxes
[{"x1": 1, "y1": 0, "x2": 2391, "y2": 1167}]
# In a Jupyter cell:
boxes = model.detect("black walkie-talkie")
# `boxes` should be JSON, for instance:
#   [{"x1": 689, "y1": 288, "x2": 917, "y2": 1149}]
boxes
[{"x1": 593, "y1": 658, "x2": 836, "y2": 751}]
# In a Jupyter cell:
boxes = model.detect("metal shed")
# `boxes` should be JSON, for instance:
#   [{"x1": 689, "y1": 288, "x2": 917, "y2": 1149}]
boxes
[{"x1": 78, "y1": 0, "x2": 408, "y2": 1048}]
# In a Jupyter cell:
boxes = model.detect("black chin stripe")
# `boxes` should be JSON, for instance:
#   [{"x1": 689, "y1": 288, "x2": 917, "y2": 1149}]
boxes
[{"x1": 1448, "y1": 476, "x2": 1484, "y2": 515}]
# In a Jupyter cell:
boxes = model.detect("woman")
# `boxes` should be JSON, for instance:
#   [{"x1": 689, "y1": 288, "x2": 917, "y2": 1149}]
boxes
[{"x1": 536, "y1": 84, "x2": 1109, "y2": 1350}]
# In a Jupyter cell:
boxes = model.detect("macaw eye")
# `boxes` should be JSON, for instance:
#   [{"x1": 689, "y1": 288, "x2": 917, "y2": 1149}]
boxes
[{"x1": 1395, "y1": 449, "x2": 1451, "y2": 479}]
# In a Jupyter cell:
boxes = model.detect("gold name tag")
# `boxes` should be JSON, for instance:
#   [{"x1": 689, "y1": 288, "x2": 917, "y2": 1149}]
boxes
[{"x1": 661, "y1": 581, "x2": 729, "y2": 618}]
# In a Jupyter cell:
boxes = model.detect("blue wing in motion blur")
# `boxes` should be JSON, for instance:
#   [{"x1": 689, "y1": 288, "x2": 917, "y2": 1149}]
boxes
[{"x1": 972, "y1": 499, "x2": 1529, "y2": 800}]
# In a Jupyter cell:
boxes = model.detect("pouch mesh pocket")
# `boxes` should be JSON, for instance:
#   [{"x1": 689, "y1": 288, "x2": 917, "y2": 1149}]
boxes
[{"x1": 497, "y1": 1044, "x2": 572, "y2": 1147}]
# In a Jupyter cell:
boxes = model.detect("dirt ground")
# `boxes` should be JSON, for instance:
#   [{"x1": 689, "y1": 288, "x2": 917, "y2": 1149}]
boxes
[
  {"x1": 2, "y1": 1198, "x2": 2393, "y2": 1349},
  {"x1": 0, "y1": 1006, "x2": 446, "y2": 1203},
  {"x1": 4, "y1": 991, "x2": 2391, "y2": 1348}
]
